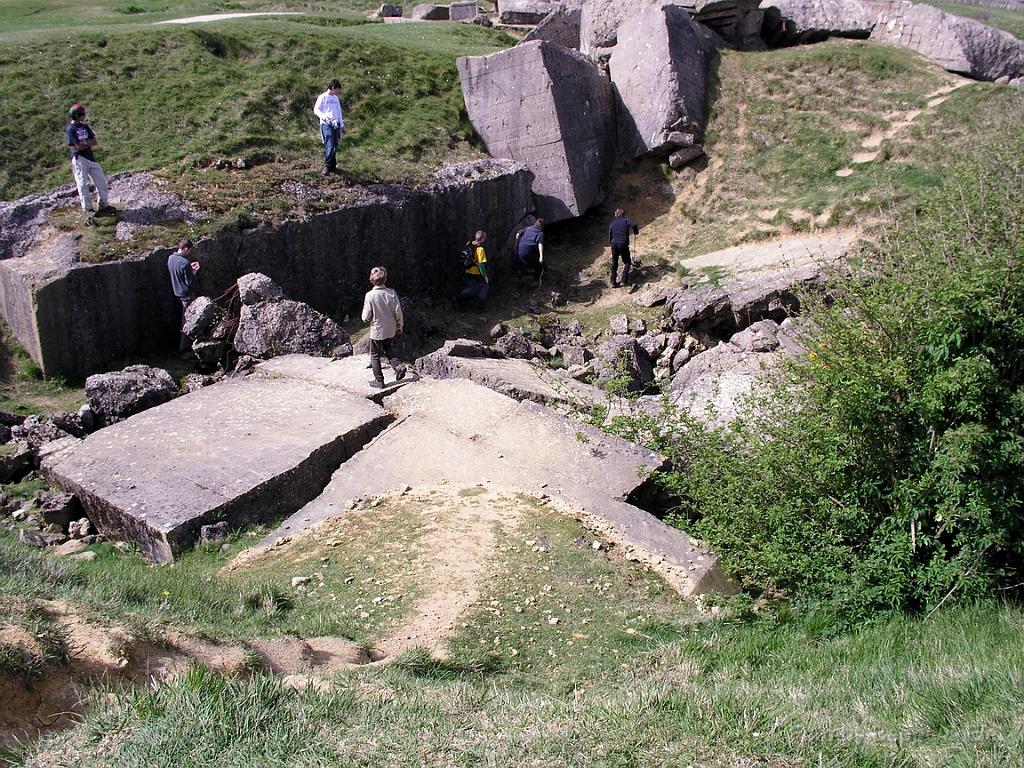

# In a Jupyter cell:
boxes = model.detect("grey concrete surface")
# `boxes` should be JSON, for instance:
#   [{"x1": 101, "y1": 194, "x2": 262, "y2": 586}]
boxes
[
  {"x1": 262, "y1": 376, "x2": 734, "y2": 596},
  {"x1": 42, "y1": 375, "x2": 393, "y2": 563}
]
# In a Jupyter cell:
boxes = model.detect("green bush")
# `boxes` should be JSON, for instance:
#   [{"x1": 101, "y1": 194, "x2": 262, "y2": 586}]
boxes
[{"x1": 649, "y1": 128, "x2": 1024, "y2": 620}]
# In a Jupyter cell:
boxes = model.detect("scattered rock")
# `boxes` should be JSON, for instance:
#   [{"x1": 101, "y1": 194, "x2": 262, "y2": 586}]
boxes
[
  {"x1": 68, "y1": 517, "x2": 92, "y2": 539},
  {"x1": 85, "y1": 365, "x2": 177, "y2": 427},
  {"x1": 200, "y1": 521, "x2": 230, "y2": 543},
  {"x1": 237, "y1": 272, "x2": 286, "y2": 305},
  {"x1": 18, "y1": 528, "x2": 45, "y2": 547},
  {"x1": 40, "y1": 491, "x2": 82, "y2": 529}
]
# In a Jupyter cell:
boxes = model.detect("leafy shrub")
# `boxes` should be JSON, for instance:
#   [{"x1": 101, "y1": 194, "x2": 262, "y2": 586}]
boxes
[{"x1": 645, "y1": 128, "x2": 1024, "y2": 620}]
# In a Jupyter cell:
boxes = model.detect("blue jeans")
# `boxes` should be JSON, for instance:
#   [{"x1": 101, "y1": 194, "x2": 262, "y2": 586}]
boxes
[
  {"x1": 321, "y1": 122, "x2": 341, "y2": 170},
  {"x1": 458, "y1": 274, "x2": 488, "y2": 310}
]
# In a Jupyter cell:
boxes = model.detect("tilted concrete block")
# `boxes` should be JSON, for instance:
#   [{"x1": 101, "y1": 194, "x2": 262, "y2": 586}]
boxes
[
  {"x1": 500, "y1": 0, "x2": 558, "y2": 25},
  {"x1": 43, "y1": 376, "x2": 393, "y2": 563},
  {"x1": 580, "y1": 0, "x2": 662, "y2": 58},
  {"x1": 412, "y1": 4, "x2": 449, "y2": 20},
  {"x1": 868, "y1": 0, "x2": 1024, "y2": 81},
  {"x1": 519, "y1": 5, "x2": 582, "y2": 49},
  {"x1": 610, "y1": 3, "x2": 720, "y2": 160},
  {"x1": 760, "y1": 0, "x2": 877, "y2": 45},
  {"x1": 450, "y1": 1, "x2": 478, "y2": 21},
  {"x1": 458, "y1": 41, "x2": 617, "y2": 221}
]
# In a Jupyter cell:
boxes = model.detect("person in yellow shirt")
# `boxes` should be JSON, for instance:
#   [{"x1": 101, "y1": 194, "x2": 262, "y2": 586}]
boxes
[{"x1": 455, "y1": 231, "x2": 489, "y2": 314}]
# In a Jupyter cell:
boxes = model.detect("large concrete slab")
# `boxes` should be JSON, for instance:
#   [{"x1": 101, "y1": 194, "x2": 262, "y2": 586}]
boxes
[
  {"x1": 609, "y1": 3, "x2": 720, "y2": 160},
  {"x1": 42, "y1": 376, "x2": 393, "y2": 563},
  {"x1": 413, "y1": 340, "x2": 607, "y2": 407},
  {"x1": 263, "y1": 377, "x2": 734, "y2": 596},
  {"x1": 458, "y1": 40, "x2": 617, "y2": 222}
]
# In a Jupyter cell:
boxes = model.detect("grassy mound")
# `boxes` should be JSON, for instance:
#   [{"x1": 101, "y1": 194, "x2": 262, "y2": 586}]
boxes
[{"x1": 0, "y1": 14, "x2": 513, "y2": 202}]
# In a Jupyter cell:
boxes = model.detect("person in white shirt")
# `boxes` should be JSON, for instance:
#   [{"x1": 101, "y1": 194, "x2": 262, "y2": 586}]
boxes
[
  {"x1": 313, "y1": 78, "x2": 345, "y2": 176},
  {"x1": 361, "y1": 267, "x2": 407, "y2": 389}
]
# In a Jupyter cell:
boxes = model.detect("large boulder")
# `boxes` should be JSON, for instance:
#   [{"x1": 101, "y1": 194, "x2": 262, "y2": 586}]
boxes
[
  {"x1": 450, "y1": 1, "x2": 479, "y2": 21},
  {"x1": 520, "y1": 5, "x2": 583, "y2": 49},
  {"x1": 664, "y1": 284, "x2": 734, "y2": 335},
  {"x1": 500, "y1": 0, "x2": 558, "y2": 25},
  {"x1": 594, "y1": 335, "x2": 654, "y2": 392},
  {"x1": 412, "y1": 3, "x2": 449, "y2": 20},
  {"x1": 760, "y1": 0, "x2": 876, "y2": 45},
  {"x1": 237, "y1": 272, "x2": 286, "y2": 305},
  {"x1": 668, "y1": 319, "x2": 805, "y2": 426},
  {"x1": 691, "y1": 0, "x2": 766, "y2": 49},
  {"x1": 609, "y1": 3, "x2": 720, "y2": 160},
  {"x1": 868, "y1": 0, "x2": 1024, "y2": 81},
  {"x1": 182, "y1": 296, "x2": 222, "y2": 339},
  {"x1": 458, "y1": 41, "x2": 617, "y2": 221},
  {"x1": 234, "y1": 300, "x2": 350, "y2": 360},
  {"x1": 580, "y1": 0, "x2": 660, "y2": 58},
  {"x1": 85, "y1": 365, "x2": 178, "y2": 427}
]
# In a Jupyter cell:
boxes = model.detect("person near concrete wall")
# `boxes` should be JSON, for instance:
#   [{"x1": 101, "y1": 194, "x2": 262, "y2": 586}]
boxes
[
  {"x1": 361, "y1": 266, "x2": 407, "y2": 389},
  {"x1": 66, "y1": 104, "x2": 115, "y2": 215},
  {"x1": 167, "y1": 238, "x2": 200, "y2": 352},
  {"x1": 608, "y1": 208, "x2": 639, "y2": 287},
  {"x1": 313, "y1": 78, "x2": 345, "y2": 176},
  {"x1": 515, "y1": 217, "x2": 546, "y2": 286},
  {"x1": 455, "y1": 230, "x2": 489, "y2": 313}
]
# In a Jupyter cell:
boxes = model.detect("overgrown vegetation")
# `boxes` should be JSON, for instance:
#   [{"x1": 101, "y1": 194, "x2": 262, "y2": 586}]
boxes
[{"x1": 587, "y1": 117, "x2": 1024, "y2": 623}]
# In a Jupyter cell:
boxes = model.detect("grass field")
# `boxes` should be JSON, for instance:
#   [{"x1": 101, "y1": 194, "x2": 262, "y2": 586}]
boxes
[{"x1": 4, "y1": 494, "x2": 1024, "y2": 767}]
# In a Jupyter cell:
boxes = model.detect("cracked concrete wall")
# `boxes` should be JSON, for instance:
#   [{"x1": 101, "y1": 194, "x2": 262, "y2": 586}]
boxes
[{"x1": 0, "y1": 164, "x2": 533, "y2": 379}]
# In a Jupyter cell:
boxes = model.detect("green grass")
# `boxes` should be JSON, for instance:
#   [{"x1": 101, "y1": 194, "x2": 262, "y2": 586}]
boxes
[
  {"x1": 11, "y1": 494, "x2": 1024, "y2": 768},
  {"x1": 0, "y1": 319, "x2": 83, "y2": 413},
  {"x1": 0, "y1": 0, "x2": 377, "y2": 39},
  {"x1": 689, "y1": 39, "x2": 980, "y2": 255},
  {"x1": 0, "y1": 13, "x2": 514, "y2": 202},
  {"x1": 6, "y1": 497, "x2": 1024, "y2": 766},
  {"x1": 930, "y1": 1, "x2": 1024, "y2": 40}
]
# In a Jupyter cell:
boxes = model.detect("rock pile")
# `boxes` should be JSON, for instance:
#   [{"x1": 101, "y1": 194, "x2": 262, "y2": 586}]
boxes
[
  {"x1": 454, "y1": 0, "x2": 1024, "y2": 224},
  {"x1": 184, "y1": 272, "x2": 354, "y2": 375}
]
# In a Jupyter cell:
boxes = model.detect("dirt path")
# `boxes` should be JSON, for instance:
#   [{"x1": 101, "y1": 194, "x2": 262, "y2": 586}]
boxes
[{"x1": 375, "y1": 487, "x2": 525, "y2": 658}]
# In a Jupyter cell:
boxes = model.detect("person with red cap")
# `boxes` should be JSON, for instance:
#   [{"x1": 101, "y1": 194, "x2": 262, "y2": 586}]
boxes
[{"x1": 66, "y1": 103, "x2": 114, "y2": 215}]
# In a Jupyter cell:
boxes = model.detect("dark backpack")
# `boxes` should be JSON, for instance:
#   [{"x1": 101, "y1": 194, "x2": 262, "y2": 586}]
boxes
[{"x1": 459, "y1": 242, "x2": 476, "y2": 269}]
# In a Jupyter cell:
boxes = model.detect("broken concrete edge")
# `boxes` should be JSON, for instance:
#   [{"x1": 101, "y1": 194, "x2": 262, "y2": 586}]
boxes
[
  {"x1": 41, "y1": 412, "x2": 395, "y2": 563},
  {"x1": 539, "y1": 493, "x2": 738, "y2": 598},
  {"x1": 251, "y1": 483, "x2": 737, "y2": 600}
]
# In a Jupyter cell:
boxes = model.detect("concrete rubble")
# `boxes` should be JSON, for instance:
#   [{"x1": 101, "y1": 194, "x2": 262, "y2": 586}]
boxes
[
  {"x1": 609, "y1": 3, "x2": 719, "y2": 160},
  {"x1": 458, "y1": 40, "x2": 617, "y2": 221},
  {"x1": 263, "y1": 373, "x2": 734, "y2": 597},
  {"x1": 36, "y1": 351, "x2": 733, "y2": 597}
]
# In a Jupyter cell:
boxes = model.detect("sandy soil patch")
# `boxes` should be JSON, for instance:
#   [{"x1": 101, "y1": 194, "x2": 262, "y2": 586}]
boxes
[{"x1": 156, "y1": 13, "x2": 304, "y2": 25}]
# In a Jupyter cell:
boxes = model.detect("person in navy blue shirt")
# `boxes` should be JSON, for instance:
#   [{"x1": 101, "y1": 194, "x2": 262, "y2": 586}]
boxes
[
  {"x1": 167, "y1": 238, "x2": 200, "y2": 352},
  {"x1": 66, "y1": 104, "x2": 114, "y2": 215},
  {"x1": 515, "y1": 218, "x2": 546, "y2": 286},
  {"x1": 608, "y1": 208, "x2": 639, "y2": 287}
]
